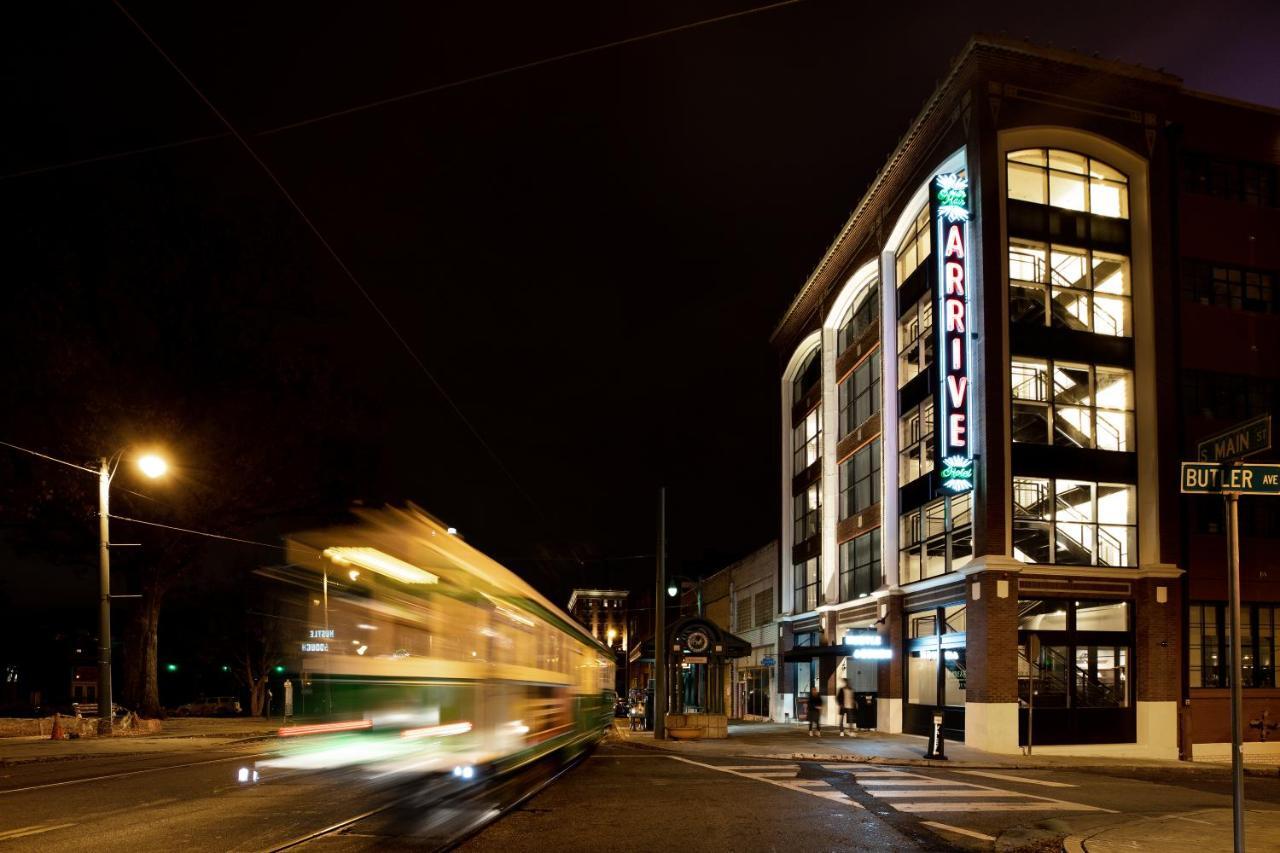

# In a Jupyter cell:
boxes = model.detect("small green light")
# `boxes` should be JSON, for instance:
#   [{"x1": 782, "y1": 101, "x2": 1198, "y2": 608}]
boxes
[
  {"x1": 274, "y1": 665, "x2": 285, "y2": 673},
  {"x1": 221, "y1": 665, "x2": 229, "y2": 672},
  {"x1": 166, "y1": 663, "x2": 178, "y2": 672}
]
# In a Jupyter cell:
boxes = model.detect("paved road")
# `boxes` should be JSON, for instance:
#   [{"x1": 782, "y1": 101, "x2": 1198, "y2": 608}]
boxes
[{"x1": 2, "y1": 740, "x2": 1279, "y2": 850}]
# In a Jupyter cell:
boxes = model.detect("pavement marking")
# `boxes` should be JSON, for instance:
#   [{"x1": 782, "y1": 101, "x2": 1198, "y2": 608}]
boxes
[
  {"x1": 0, "y1": 752, "x2": 272, "y2": 795},
  {"x1": 920, "y1": 821, "x2": 997, "y2": 842},
  {"x1": 956, "y1": 770, "x2": 1076, "y2": 788},
  {"x1": 1171, "y1": 814, "x2": 1214, "y2": 825},
  {"x1": 666, "y1": 756, "x2": 863, "y2": 809},
  {"x1": 855, "y1": 778, "x2": 959, "y2": 786},
  {"x1": 872, "y1": 789, "x2": 1037, "y2": 798},
  {"x1": 0, "y1": 823, "x2": 77, "y2": 841},
  {"x1": 716, "y1": 764, "x2": 800, "y2": 770},
  {"x1": 895, "y1": 801, "x2": 1101, "y2": 812}
]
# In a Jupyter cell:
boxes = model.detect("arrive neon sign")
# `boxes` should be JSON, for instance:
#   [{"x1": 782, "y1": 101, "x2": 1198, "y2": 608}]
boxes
[{"x1": 932, "y1": 172, "x2": 973, "y2": 493}]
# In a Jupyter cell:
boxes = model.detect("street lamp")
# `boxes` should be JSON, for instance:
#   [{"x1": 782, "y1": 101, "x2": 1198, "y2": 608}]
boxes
[{"x1": 97, "y1": 449, "x2": 168, "y2": 734}]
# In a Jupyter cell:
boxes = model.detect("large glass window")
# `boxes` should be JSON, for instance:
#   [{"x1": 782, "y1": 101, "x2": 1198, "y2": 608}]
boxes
[
  {"x1": 895, "y1": 206, "x2": 932, "y2": 284},
  {"x1": 1190, "y1": 602, "x2": 1280, "y2": 688},
  {"x1": 900, "y1": 493, "x2": 972, "y2": 584},
  {"x1": 898, "y1": 398, "x2": 934, "y2": 484},
  {"x1": 1012, "y1": 478, "x2": 1136, "y2": 566},
  {"x1": 839, "y1": 528, "x2": 881, "y2": 601},
  {"x1": 1007, "y1": 149, "x2": 1130, "y2": 218},
  {"x1": 1011, "y1": 359, "x2": 1134, "y2": 451},
  {"x1": 792, "y1": 348, "x2": 821, "y2": 404},
  {"x1": 793, "y1": 483, "x2": 821, "y2": 544},
  {"x1": 897, "y1": 295, "x2": 934, "y2": 386},
  {"x1": 792, "y1": 405, "x2": 822, "y2": 473},
  {"x1": 838, "y1": 350, "x2": 881, "y2": 438},
  {"x1": 1182, "y1": 260, "x2": 1276, "y2": 313},
  {"x1": 1183, "y1": 153, "x2": 1278, "y2": 207},
  {"x1": 839, "y1": 438, "x2": 881, "y2": 519},
  {"x1": 1018, "y1": 599, "x2": 1131, "y2": 712},
  {"x1": 907, "y1": 605, "x2": 966, "y2": 710},
  {"x1": 793, "y1": 557, "x2": 819, "y2": 614},
  {"x1": 1009, "y1": 239, "x2": 1131, "y2": 337},
  {"x1": 837, "y1": 282, "x2": 881, "y2": 354}
]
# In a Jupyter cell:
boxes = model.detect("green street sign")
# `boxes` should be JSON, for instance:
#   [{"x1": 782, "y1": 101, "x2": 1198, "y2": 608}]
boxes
[
  {"x1": 1181, "y1": 462, "x2": 1280, "y2": 495},
  {"x1": 1197, "y1": 415, "x2": 1271, "y2": 463}
]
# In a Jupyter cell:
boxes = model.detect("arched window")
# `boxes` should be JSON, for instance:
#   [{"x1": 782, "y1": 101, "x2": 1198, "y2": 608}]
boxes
[
  {"x1": 1007, "y1": 149, "x2": 1129, "y2": 219},
  {"x1": 792, "y1": 347, "x2": 821, "y2": 404},
  {"x1": 836, "y1": 280, "x2": 880, "y2": 354},
  {"x1": 895, "y1": 205, "x2": 932, "y2": 283}
]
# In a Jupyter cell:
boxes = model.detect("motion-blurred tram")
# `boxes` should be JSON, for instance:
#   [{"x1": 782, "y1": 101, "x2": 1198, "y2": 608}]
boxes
[{"x1": 258, "y1": 505, "x2": 614, "y2": 781}]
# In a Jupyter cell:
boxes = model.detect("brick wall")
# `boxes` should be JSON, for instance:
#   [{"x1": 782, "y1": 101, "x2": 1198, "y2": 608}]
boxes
[
  {"x1": 1134, "y1": 578, "x2": 1181, "y2": 702},
  {"x1": 965, "y1": 571, "x2": 1020, "y2": 703}
]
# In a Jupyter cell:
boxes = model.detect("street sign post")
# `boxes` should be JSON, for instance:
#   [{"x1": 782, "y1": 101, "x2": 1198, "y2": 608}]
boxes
[
  {"x1": 1183, "y1": 416, "x2": 1277, "y2": 853},
  {"x1": 1197, "y1": 414, "x2": 1271, "y2": 463}
]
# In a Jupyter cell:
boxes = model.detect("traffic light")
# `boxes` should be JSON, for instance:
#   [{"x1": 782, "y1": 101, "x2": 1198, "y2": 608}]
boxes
[
  {"x1": 166, "y1": 663, "x2": 178, "y2": 672},
  {"x1": 221, "y1": 665, "x2": 230, "y2": 672},
  {"x1": 274, "y1": 665, "x2": 285, "y2": 673}
]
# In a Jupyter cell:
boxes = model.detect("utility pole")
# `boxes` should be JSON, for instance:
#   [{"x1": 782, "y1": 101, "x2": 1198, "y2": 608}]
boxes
[
  {"x1": 97, "y1": 457, "x2": 113, "y2": 736},
  {"x1": 1226, "y1": 491, "x2": 1245, "y2": 853},
  {"x1": 654, "y1": 487, "x2": 666, "y2": 740}
]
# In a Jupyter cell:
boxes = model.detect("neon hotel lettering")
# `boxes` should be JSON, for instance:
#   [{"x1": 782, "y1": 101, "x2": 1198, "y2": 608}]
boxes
[{"x1": 932, "y1": 173, "x2": 973, "y2": 493}]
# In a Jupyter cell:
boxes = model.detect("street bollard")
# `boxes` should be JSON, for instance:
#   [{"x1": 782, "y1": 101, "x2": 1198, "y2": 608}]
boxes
[{"x1": 924, "y1": 712, "x2": 946, "y2": 760}]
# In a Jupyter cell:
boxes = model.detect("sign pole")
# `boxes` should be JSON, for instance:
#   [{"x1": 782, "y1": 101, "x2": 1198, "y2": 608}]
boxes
[
  {"x1": 654, "y1": 487, "x2": 666, "y2": 740},
  {"x1": 1226, "y1": 490, "x2": 1245, "y2": 853}
]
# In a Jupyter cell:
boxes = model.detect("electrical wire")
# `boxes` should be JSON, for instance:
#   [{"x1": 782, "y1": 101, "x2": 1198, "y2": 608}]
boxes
[
  {"x1": 0, "y1": 439, "x2": 100, "y2": 474},
  {"x1": 111, "y1": 0, "x2": 542, "y2": 516},
  {"x1": 2, "y1": 1, "x2": 806, "y2": 182},
  {"x1": 109, "y1": 512, "x2": 287, "y2": 550},
  {"x1": 257, "y1": 0, "x2": 808, "y2": 136}
]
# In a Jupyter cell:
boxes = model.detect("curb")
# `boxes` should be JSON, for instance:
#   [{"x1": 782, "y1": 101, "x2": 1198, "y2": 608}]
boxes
[
  {"x1": 1061, "y1": 835, "x2": 1086, "y2": 853},
  {"x1": 613, "y1": 741, "x2": 1280, "y2": 775}
]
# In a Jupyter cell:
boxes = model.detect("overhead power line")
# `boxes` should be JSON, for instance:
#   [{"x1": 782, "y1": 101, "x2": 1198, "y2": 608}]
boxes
[
  {"x1": 109, "y1": 513, "x2": 287, "y2": 550},
  {"x1": 0, "y1": 439, "x2": 100, "y2": 474},
  {"x1": 3, "y1": 0, "x2": 806, "y2": 182},
  {"x1": 111, "y1": 0, "x2": 541, "y2": 516}
]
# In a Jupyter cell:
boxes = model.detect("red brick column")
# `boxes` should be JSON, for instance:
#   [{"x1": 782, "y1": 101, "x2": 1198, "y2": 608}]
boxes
[
  {"x1": 964, "y1": 570, "x2": 1019, "y2": 704},
  {"x1": 878, "y1": 592, "x2": 904, "y2": 700},
  {"x1": 1134, "y1": 578, "x2": 1180, "y2": 703}
]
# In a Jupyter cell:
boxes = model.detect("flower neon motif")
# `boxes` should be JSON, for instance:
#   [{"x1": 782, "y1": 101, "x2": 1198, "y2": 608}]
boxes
[{"x1": 935, "y1": 173, "x2": 970, "y2": 223}]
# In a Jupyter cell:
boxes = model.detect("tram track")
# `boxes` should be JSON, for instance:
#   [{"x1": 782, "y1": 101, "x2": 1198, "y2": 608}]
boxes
[{"x1": 260, "y1": 749, "x2": 589, "y2": 852}]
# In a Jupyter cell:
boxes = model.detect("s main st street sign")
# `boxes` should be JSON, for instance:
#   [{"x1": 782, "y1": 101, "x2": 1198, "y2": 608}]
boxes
[{"x1": 1197, "y1": 414, "x2": 1271, "y2": 463}]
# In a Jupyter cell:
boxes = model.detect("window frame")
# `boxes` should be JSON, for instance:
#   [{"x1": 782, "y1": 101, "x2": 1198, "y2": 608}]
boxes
[
  {"x1": 1190, "y1": 602, "x2": 1279, "y2": 689},
  {"x1": 1007, "y1": 147, "x2": 1131, "y2": 219},
  {"x1": 899, "y1": 493, "x2": 972, "y2": 585},
  {"x1": 1010, "y1": 358, "x2": 1134, "y2": 451},
  {"x1": 838, "y1": 349, "x2": 882, "y2": 439},
  {"x1": 1008, "y1": 238, "x2": 1132, "y2": 337},
  {"x1": 1012, "y1": 478, "x2": 1137, "y2": 567},
  {"x1": 839, "y1": 437, "x2": 881, "y2": 520},
  {"x1": 838, "y1": 528, "x2": 882, "y2": 601}
]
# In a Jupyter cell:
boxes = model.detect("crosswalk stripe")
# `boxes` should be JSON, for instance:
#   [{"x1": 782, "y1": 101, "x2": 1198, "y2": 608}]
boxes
[
  {"x1": 788, "y1": 779, "x2": 831, "y2": 788},
  {"x1": 856, "y1": 778, "x2": 966, "y2": 786},
  {"x1": 753, "y1": 771, "x2": 799, "y2": 778},
  {"x1": 871, "y1": 789, "x2": 1032, "y2": 798},
  {"x1": 920, "y1": 821, "x2": 998, "y2": 842},
  {"x1": 895, "y1": 801, "x2": 1101, "y2": 813},
  {"x1": 717, "y1": 765, "x2": 799, "y2": 770},
  {"x1": 665, "y1": 756, "x2": 864, "y2": 809},
  {"x1": 955, "y1": 770, "x2": 1076, "y2": 788}
]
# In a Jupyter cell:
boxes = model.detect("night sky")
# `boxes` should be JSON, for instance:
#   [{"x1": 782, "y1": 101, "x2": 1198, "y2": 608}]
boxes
[{"x1": 4, "y1": 0, "x2": 1279, "y2": 611}]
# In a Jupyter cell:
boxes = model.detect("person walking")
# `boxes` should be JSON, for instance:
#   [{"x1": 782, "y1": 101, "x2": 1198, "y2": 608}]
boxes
[
  {"x1": 838, "y1": 679, "x2": 857, "y2": 737},
  {"x1": 806, "y1": 686, "x2": 823, "y2": 737}
]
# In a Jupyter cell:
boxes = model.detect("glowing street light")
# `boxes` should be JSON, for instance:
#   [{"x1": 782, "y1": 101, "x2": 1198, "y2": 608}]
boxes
[
  {"x1": 137, "y1": 453, "x2": 167, "y2": 479},
  {"x1": 97, "y1": 448, "x2": 169, "y2": 734}
]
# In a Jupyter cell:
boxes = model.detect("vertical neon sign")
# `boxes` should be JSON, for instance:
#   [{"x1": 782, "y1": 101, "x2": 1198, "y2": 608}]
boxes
[{"x1": 931, "y1": 172, "x2": 973, "y2": 493}]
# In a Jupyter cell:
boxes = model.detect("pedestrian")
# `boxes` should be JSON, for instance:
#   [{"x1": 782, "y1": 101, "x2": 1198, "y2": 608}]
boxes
[
  {"x1": 838, "y1": 678, "x2": 857, "y2": 737},
  {"x1": 263, "y1": 687, "x2": 273, "y2": 720},
  {"x1": 806, "y1": 686, "x2": 822, "y2": 737}
]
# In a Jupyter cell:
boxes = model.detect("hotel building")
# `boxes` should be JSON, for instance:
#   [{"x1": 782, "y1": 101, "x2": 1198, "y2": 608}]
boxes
[{"x1": 772, "y1": 36, "x2": 1279, "y2": 758}]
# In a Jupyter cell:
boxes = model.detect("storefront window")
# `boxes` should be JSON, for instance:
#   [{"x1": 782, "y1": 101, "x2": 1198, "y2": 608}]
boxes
[
  {"x1": 943, "y1": 648, "x2": 966, "y2": 707},
  {"x1": 1190, "y1": 602, "x2": 1279, "y2": 688},
  {"x1": 1074, "y1": 646, "x2": 1128, "y2": 708},
  {"x1": 908, "y1": 649, "x2": 938, "y2": 706}
]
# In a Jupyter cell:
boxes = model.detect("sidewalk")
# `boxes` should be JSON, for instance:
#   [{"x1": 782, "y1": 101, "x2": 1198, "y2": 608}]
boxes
[
  {"x1": 1065, "y1": 809, "x2": 1280, "y2": 852},
  {"x1": 611, "y1": 719, "x2": 1280, "y2": 775},
  {"x1": 0, "y1": 717, "x2": 281, "y2": 765}
]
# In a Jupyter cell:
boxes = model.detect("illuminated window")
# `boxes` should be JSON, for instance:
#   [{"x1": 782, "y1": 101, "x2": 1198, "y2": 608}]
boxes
[
  {"x1": 792, "y1": 405, "x2": 822, "y2": 473},
  {"x1": 895, "y1": 206, "x2": 932, "y2": 284},
  {"x1": 837, "y1": 350, "x2": 880, "y2": 438},
  {"x1": 1013, "y1": 478, "x2": 1135, "y2": 566},
  {"x1": 1009, "y1": 239, "x2": 1131, "y2": 336},
  {"x1": 793, "y1": 557, "x2": 820, "y2": 613},
  {"x1": 899, "y1": 493, "x2": 971, "y2": 584},
  {"x1": 837, "y1": 281, "x2": 880, "y2": 354},
  {"x1": 792, "y1": 347, "x2": 821, "y2": 404},
  {"x1": 839, "y1": 528, "x2": 881, "y2": 601},
  {"x1": 793, "y1": 483, "x2": 821, "y2": 544},
  {"x1": 898, "y1": 398, "x2": 934, "y2": 483},
  {"x1": 897, "y1": 294, "x2": 934, "y2": 386},
  {"x1": 1011, "y1": 359, "x2": 1133, "y2": 451},
  {"x1": 1007, "y1": 149, "x2": 1129, "y2": 219},
  {"x1": 839, "y1": 437, "x2": 881, "y2": 519}
]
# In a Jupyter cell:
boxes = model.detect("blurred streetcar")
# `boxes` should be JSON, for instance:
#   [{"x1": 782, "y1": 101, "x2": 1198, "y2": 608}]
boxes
[{"x1": 254, "y1": 504, "x2": 614, "y2": 783}]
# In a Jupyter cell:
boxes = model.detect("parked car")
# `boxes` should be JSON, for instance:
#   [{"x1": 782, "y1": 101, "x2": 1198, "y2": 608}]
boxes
[{"x1": 174, "y1": 696, "x2": 242, "y2": 716}]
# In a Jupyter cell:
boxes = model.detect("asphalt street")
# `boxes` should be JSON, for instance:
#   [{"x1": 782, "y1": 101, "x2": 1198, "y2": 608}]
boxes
[{"x1": 2, "y1": 740, "x2": 1280, "y2": 851}]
